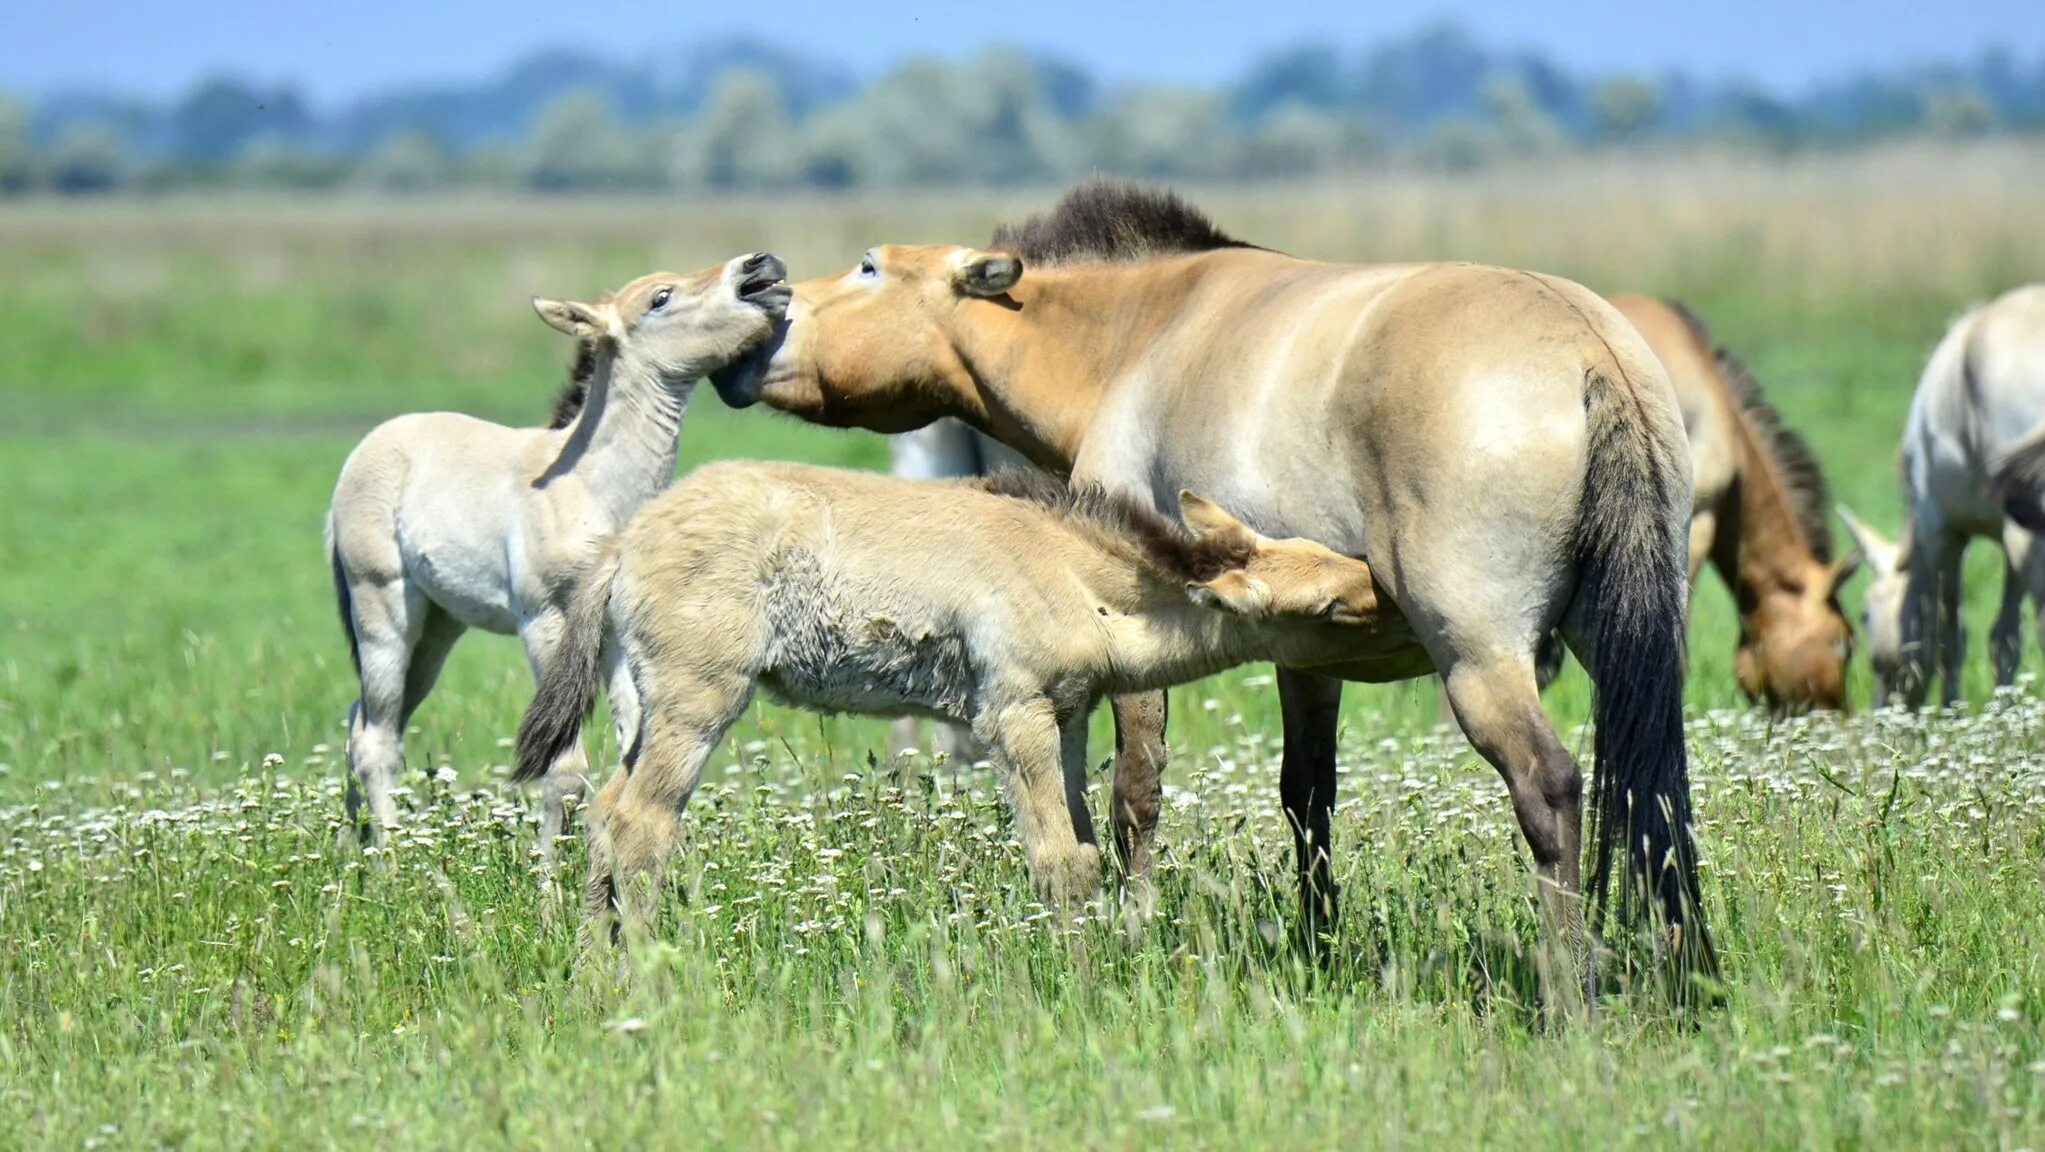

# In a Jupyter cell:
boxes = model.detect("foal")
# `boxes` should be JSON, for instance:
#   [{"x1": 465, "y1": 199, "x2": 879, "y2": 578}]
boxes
[
  {"x1": 328, "y1": 253, "x2": 789, "y2": 848},
  {"x1": 513, "y1": 464, "x2": 1401, "y2": 940}
]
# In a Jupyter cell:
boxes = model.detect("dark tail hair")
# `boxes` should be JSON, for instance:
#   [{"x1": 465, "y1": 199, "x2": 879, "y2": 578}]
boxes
[
  {"x1": 1574, "y1": 369, "x2": 1718, "y2": 990},
  {"x1": 1993, "y1": 427, "x2": 2045, "y2": 534},
  {"x1": 514, "y1": 552, "x2": 618, "y2": 782},
  {"x1": 327, "y1": 521, "x2": 362, "y2": 677}
]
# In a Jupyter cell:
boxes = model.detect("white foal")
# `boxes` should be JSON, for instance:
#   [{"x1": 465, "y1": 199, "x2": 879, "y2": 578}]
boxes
[{"x1": 326, "y1": 252, "x2": 789, "y2": 852}]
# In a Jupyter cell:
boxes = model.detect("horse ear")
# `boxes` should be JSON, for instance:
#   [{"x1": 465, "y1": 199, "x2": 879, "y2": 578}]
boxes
[
  {"x1": 1186, "y1": 571, "x2": 1272, "y2": 618},
  {"x1": 1835, "y1": 504, "x2": 1899, "y2": 573},
  {"x1": 1179, "y1": 490, "x2": 1254, "y2": 540},
  {"x1": 533, "y1": 297, "x2": 608, "y2": 339},
  {"x1": 951, "y1": 251, "x2": 1023, "y2": 298},
  {"x1": 1826, "y1": 550, "x2": 1862, "y2": 592}
]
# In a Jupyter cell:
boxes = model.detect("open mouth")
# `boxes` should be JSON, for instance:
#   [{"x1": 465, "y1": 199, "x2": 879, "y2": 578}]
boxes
[{"x1": 737, "y1": 254, "x2": 790, "y2": 309}]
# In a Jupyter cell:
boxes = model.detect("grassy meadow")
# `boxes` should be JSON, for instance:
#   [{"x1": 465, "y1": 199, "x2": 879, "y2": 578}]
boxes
[{"x1": 4, "y1": 141, "x2": 2045, "y2": 1147}]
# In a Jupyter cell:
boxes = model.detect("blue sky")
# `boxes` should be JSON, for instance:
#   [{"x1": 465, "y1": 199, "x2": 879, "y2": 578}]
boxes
[{"x1": 9, "y1": 0, "x2": 2045, "y2": 102}]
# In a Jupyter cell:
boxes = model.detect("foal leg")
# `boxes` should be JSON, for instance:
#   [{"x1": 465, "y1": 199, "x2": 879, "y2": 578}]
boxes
[
  {"x1": 984, "y1": 699, "x2": 1100, "y2": 911},
  {"x1": 589, "y1": 669, "x2": 749, "y2": 946},
  {"x1": 342, "y1": 572, "x2": 429, "y2": 839},
  {"x1": 1277, "y1": 670, "x2": 1345, "y2": 940},
  {"x1": 1440, "y1": 655, "x2": 1590, "y2": 1011},
  {"x1": 1991, "y1": 526, "x2": 2030, "y2": 690},
  {"x1": 522, "y1": 609, "x2": 594, "y2": 866},
  {"x1": 1108, "y1": 691, "x2": 1168, "y2": 880}
]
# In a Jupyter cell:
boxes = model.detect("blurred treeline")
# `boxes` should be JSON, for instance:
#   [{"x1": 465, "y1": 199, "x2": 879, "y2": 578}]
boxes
[{"x1": 6, "y1": 24, "x2": 2045, "y2": 195}]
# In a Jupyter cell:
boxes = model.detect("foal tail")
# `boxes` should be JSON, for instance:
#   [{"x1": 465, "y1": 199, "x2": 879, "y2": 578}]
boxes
[
  {"x1": 326, "y1": 515, "x2": 362, "y2": 677},
  {"x1": 514, "y1": 551, "x2": 619, "y2": 782},
  {"x1": 1993, "y1": 426, "x2": 2045, "y2": 535},
  {"x1": 1572, "y1": 367, "x2": 1718, "y2": 988}
]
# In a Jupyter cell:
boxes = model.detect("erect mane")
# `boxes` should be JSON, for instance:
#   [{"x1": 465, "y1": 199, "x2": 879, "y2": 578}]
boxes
[
  {"x1": 974, "y1": 469, "x2": 1255, "y2": 582},
  {"x1": 1665, "y1": 300, "x2": 1834, "y2": 561},
  {"x1": 988, "y1": 178, "x2": 1257, "y2": 266},
  {"x1": 545, "y1": 339, "x2": 599, "y2": 430}
]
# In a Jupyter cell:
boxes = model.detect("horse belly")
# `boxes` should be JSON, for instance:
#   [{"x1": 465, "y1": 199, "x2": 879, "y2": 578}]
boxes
[
  {"x1": 398, "y1": 526, "x2": 518, "y2": 633},
  {"x1": 758, "y1": 551, "x2": 977, "y2": 722}
]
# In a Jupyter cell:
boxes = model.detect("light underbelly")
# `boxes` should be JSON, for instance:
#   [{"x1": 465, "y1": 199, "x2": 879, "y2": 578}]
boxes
[{"x1": 401, "y1": 541, "x2": 519, "y2": 633}]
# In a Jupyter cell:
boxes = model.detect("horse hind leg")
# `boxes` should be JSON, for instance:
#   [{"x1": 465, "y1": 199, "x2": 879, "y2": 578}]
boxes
[
  {"x1": 342, "y1": 571, "x2": 429, "y2": 841},
  {"x1": 588, "y1": 667, "x2": 750, "y2": 947},
  {"x1": 1992, "y1": 525, "x2": 2030, "y2": 689},
  {"x1": 1439, "y1": 654, "x2": 1591, "y2": 1013},
  {"x1": 1108, "y1": 692, "x2": 1167, "y2": 883}
]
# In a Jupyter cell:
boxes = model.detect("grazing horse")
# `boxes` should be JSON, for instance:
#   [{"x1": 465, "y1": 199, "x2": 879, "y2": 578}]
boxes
[
  {"x1": 707, "y1": 181, "x2": 1714, "y2": 989},
  {"x1": 1613, "y1": 296, "x2": 1857, "y2": 713},
  {"x1": 513, "y1": 463, "x2": 1394, "y2": 944},
  {"x1": 1839, "y1": 284, "x2": 2045, "y2": 707},
  {"x1": 327, "y1": 254, "x2": 789, "y2": 848}
]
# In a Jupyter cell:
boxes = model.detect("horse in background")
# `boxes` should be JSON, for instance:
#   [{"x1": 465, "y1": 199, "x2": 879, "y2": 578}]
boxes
[
  {"x1": 1840, "y1": 284, "x2": 2045, "y2": 707},
  {"x1": 327, "y1": 254, "x2": 789, "y2": 852}
]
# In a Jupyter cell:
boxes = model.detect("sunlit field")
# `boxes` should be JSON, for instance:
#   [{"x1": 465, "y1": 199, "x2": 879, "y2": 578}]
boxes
[{"x1": 5, "y1": 141, "x2": 2045, "y2": 1146}]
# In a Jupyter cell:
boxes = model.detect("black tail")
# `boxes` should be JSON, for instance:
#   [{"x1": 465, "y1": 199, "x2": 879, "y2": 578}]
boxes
[
  {"x1": 1994, "y1": 428, "x2": 2045, "y2": 534},
  {"x1": 1574, "y1": 370, "x2": 1718, "y2": 989},
  {"x1": 327, "y1": 523, "x2": 362, "y2": 677},
  {"x1": 513, "y1": 552, "x2": 617, "y2": 782}
]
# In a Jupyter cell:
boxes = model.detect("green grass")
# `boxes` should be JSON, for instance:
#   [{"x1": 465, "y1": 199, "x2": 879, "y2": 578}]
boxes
[{"x1": 4, "y1": 166, "x2": 2045, "y2": 1147}]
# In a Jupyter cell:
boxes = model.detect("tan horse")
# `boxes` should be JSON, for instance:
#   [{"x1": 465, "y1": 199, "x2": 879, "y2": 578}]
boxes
[
  {"x1": 328, "y1": 254, "x2": 789, "y2": 849},
  {"x1": 707, "y1": 181, "x2": 1715, "y2": 988},
  {"x1": 1613, "y1": 296, "x2": 1857, "y2": 713},
  {"x1": 512, "y1": 464, "x2": 1394, "y2": 943}
]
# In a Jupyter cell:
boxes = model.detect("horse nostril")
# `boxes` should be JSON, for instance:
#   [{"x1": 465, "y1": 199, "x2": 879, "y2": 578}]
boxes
[{"x1": 742, "y1": 252, "x2": 770, "y2": 273}]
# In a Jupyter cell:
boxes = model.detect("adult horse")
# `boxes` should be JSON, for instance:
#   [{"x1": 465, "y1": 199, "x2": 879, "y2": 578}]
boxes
[
  {"x1": 895, "y1": 298, "x2": 1859, "y2": 716},
  {"x1": 1839, "y1": 284, "x2": 2045, "y2": 707},
  {"x1": 710, "y1": 182, "x2": 1714, "y2": 985},
  {"x1": 1614, "y1": 297, "x2": 1857, "y2": 714}
]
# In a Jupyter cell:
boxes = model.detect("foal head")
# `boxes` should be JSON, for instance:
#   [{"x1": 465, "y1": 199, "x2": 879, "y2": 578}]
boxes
[
  {"x1": 1838, "y1": 504, "x2": 1918, "y2": 708},
  {"x1": 1738, "y1": 554, "x2": 1859, "y2": 714},
  {"x1": 533, "y1": 253, "x2": 791, "y2": 397},
  {"x1": 1177, "y1": 493, "x2": 1380, "y2": 627}
]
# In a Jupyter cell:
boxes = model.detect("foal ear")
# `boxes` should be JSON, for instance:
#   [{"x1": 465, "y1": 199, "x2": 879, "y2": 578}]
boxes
[
  {"x1": 1186, "y1": 571, "x2": 1273, "y2": 618},
  {"x1": 1835, "y1": 503, "x2": 1898, "y2": 573},
  {"x1": 1178, "y1": 490, "x2": 1256, "y2": 540},
  {"x1": 951, "y1": 250, "x2": 1024, "y2": 298},
  {"x1": 532, "y1": 297, "x2": 609, "y2": 340},
  {"x1": 1826, "y1": 550, "x2": 1862, "y2": 592}
]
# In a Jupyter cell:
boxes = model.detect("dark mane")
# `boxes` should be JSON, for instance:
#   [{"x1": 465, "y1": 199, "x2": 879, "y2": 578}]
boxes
[
  {"x1": 989, "y1": 178, "x2": 1256, "y2": 266},
  {"x1": 545, "y1": 340, "x2": 599, "y2": 430},
  {"x1": 975, "y1": 469, "x2": 1255, "y2": 581},
  {"x1": 1666, "y1": 300, "x2": 1834, "y2": 561}
]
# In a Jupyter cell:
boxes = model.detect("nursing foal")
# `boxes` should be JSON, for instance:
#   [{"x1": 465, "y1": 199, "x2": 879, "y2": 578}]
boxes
[
  {"x1": 327, "y1": 253, "x2": 789, "y2": 848},
  {"x1": 513, "y1": 464, "x2": 1400, "y2": 942}
]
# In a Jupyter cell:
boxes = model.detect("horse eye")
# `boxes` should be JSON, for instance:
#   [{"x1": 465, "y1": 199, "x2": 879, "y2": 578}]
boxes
[
  {"x1": 650, "y1": 287, "x2": 671, "y2": 311},
  {"x1": 857, "y1": 254, "x2": 877, "y2": 278}
]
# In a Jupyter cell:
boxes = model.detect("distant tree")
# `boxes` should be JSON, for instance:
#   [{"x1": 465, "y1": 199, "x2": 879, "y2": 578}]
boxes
[
  {"x1": 1592, "y1": 76, "x2": 1662, "y2": 141},
  {"x1": 45, "y1": 122, "x2": 129, "y2": 192},
  {"x1": 1083, "y1": 88, "x2": 1236, "y2": 179},
  {"x1": 520, "y1": 90, "x2": 650, "y2": 191},
  {"x1": 169, "y1": 76, "x2": 314, "y2": 162},
  {"x1": 1483, "y1": 76, "x2": 1563, "y2": 154},
  {"x1": 354, "y1": 130, "x2": 455, "y2": 192},
  {"x1": 1415, "y1": 116, "x2": 1497, "y2": 171},
  {"x1": 1923, "y1": 86, "x2": 1995, "y2": 138},
  {"x1": 1240, "y1": 102, "x2": 1349, "y2": 178},
  {"x1": 672, "y1": 70, "x2": 800, "y2": 190},
  {"x1": 1232, "y1": 45, "x2": 1348, "y2": 120},
  {"x1": 0, "y1": 96, "x2": 31, "y2": 193},
  {"x1": 234, "y1": 134, "x2": 346, "y2": 189}
]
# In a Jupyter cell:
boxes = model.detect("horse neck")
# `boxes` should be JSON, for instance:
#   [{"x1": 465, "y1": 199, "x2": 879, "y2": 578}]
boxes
[
  {"x1": 949, "y1": 261, "x2": 1203, "y2": 470},
  {"x1": 552, "y1": 347, "x2": 688, "y2": 524},
  {"x1": 1711, "y1": 406, "x2": 1822, "y2": 614}
]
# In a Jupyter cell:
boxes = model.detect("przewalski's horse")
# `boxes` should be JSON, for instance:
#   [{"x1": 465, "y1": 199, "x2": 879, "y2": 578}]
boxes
[
  {"x1": 1613, "y1": 296, "x2": 1857, "y2": 714},
  {"x1": 1839, "y1": 284, "x2": 2045, "y2": 708},
  {"x1": 327, "y1": 253, "x2": 790, "y2": 849},
  {"x1": 512, "y1": 462, "x2": 1396, "y2": 944},
  {"x1": 706, "y1": 181, "x2": 1714, "y2": 991}
]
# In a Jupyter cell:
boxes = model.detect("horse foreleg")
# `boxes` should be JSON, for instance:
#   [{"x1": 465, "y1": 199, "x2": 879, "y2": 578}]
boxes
[
  {"x1": 984, "y1": 699, "x2": 1101, "y2": 913},
  {"x1": 1993, "y1": 525, "x2": 2031, "y2": 689},
  {"x1": 1277, "y1": 670, "x2": 1344, "y2": 943}
]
